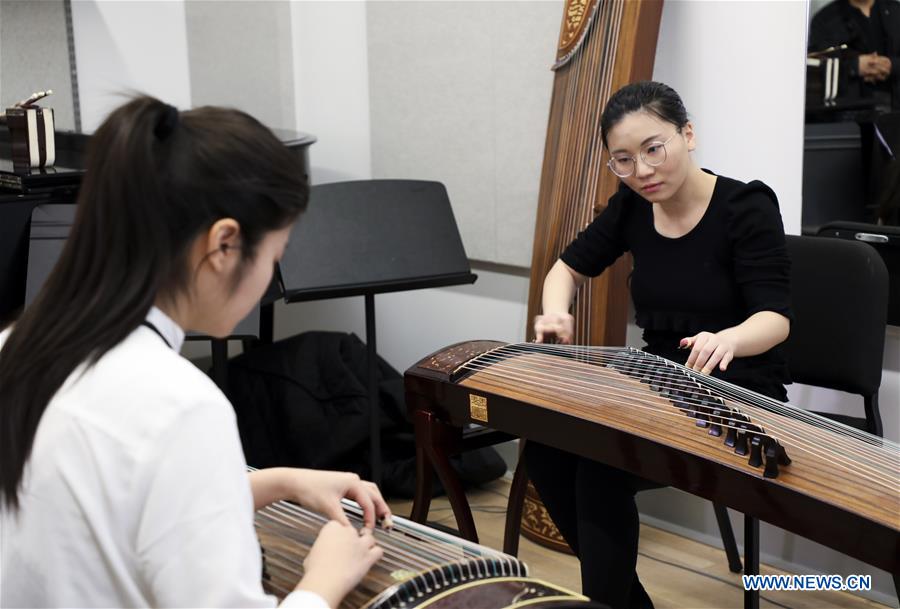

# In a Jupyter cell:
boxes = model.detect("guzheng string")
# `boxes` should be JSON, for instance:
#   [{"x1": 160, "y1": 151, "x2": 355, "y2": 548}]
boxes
[
  {"x1": 463, "y1": 344, "x2": 899, "y2": 476},
  {"x1": 503, "y1": 342, "x2": 893, "y2": 453},
  {"x1": 257, "y1": 497, "x2": 519, "y2": 570},
  {"x1": 510, "y1": 352, "x2": 896, "y2": 484},
  {"x1": 502, "y1": 343, "x2": 888, "y2": 445},
  {"x1": 459, "y1": 357, "x2": 898, "y2": 492},
  {"x1": 464, "y1": 340, "x2": 900, "y2": 478},
  {"x1": 249, "y1": 466, "x2": 527, "y2": 600},
  {"x1": 456, "y1": 344, "x2": 899, "y2": 490},
  {"x1": 471, "y1": 343, "x2": 891, "y2": 452},
  {"x1": 256, "y1": 509, "x2": 526, "y2": 602},
  {"x1": 458, "y1": 356, "x2": 897, "y2": 494}
]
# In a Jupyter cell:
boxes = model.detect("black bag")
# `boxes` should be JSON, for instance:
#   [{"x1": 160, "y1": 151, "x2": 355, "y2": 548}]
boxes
[{"x1": 225, "y1": 331, "x2": 507, "y2": 498}]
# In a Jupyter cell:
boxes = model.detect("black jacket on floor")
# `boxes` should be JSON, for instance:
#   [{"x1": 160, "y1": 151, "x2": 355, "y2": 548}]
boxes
[{"x1": 225, "y1": 331, "x2": 506, "y2": 498}]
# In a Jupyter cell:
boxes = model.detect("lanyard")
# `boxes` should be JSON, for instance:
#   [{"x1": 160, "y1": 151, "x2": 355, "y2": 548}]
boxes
[{"x1": 141, "y1": 321, "x2": 173, "y2": 350}]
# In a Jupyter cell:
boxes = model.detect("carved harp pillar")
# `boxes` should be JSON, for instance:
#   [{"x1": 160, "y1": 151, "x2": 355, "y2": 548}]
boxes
[{"x1": 521, "y1": 0, "x2": 664, "y2": 552}]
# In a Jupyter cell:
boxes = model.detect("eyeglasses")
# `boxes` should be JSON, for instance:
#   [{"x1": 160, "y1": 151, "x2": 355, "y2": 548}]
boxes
[{"x1": 606, "y1": 132, "x2": 679, "y2": 178}]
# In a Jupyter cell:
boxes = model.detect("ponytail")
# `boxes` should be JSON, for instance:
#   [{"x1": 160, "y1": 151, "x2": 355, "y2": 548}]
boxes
[{"x1": 0, "y1": 96, "x2": 307, "y2": 509}]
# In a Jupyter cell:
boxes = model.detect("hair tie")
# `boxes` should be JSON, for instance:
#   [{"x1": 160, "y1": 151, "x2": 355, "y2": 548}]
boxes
[{"x1": 153, "y1": 104, "x2": 179, "y2": 140}]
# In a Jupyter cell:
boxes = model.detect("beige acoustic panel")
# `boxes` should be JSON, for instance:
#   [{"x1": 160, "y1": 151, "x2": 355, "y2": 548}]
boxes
[
  {"x1": 368, "y1": 1, "x2": 561, "y2": 267},
  {"x1": 184, "y1": 0, "x2": 296, "y2": 131},
  {"x1": 0, "y1": 0, "x2": 77, "y2": 131}
]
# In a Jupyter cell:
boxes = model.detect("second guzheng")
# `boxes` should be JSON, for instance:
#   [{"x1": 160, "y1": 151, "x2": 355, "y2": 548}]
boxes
[
  {"x1": 404, "y1": 341, "x2": 900, "y2": 577},
  {"x1": 255, "y1": 495, "x2": 591, "y2": 609}
]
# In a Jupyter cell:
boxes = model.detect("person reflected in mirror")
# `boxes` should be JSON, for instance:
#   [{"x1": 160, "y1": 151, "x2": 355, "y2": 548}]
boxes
[{"x1": 809, "y1": 0, "x2": 900, "y2": 111}]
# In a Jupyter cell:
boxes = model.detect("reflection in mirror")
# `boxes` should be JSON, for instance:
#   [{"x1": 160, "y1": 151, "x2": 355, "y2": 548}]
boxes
[{"x1": 804, "y1": 0, "x2": 900, "y2": 229}]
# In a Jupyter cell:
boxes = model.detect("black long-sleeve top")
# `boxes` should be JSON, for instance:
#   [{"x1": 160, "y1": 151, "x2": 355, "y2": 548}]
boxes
[{"x1": 561, "y1": 173, "x2": 792, "y2": 400}]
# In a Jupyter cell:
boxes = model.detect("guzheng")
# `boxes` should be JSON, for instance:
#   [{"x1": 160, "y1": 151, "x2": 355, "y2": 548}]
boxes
[
  {"x1": 404, "y1": 341, "x2": 900, "y2": 577},
  {"x1": 255, "y1": 497, "x2": 589, "y2": 609}
]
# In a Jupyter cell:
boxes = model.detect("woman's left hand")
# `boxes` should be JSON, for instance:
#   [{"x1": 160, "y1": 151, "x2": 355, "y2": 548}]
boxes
[
  {"x1": 680, "y1": 331, "x2": 737, "y2": 374},
  {"x1": 251, "y1": 468, "x2": 393, "y2": 529},
  {"x1": 287, "y1": 470, "x2": 393, "y2": 529}
]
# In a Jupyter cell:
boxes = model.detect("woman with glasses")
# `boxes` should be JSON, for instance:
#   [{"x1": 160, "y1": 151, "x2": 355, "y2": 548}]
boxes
[{"x1": 528, "y1": 81, "x2": 792, "y2": 609}]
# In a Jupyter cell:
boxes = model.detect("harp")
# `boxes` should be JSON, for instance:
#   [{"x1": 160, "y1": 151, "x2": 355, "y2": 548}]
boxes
[
  {"x1": 254, "y1": 496, "x2": 591, "y2": 609},
  {"x1": 403, "y1": 341, "x2": 900, "y2": 579},
  {"x1": 526, "y1": 0, "x2": 663, "y2": 347},
  {"x1": 523, "y1": 0, "x2": 664, "y2": 551}
]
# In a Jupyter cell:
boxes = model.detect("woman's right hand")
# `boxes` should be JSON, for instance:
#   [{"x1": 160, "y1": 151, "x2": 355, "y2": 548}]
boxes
[
  {"x1": 533, "y1": 312, "x2": 575, "y2": 344},
  {"x1": 295, "y1": 521, "x2": 383, "y2": 608}
]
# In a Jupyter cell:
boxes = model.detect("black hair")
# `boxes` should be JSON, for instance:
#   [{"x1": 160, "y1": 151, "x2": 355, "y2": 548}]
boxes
[
  {"x1": 600, "y1": 81, "x2": 689, "y2": 148},
  {"x1": 0, "y1": 95, "x2": 308, "y2": 509}
]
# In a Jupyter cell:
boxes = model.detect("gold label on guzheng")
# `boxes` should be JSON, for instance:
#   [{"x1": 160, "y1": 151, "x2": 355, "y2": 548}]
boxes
[
  {"x1": 390, "y1": 568, "x2": 416, "y2": 581},
  {"x1": 469, "y1": 395, "x2": 488, "y2": 422}
]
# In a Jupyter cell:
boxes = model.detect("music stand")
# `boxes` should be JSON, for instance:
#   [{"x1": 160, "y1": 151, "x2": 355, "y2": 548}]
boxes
[{"x1": 277, "y1": 180, "x2": 477, "y2": 483}]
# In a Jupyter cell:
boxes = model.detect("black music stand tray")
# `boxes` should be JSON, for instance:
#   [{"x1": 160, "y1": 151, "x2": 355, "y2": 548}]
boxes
[{"x1": 277, "y1": 180, "x2": 477, "y2": 484}]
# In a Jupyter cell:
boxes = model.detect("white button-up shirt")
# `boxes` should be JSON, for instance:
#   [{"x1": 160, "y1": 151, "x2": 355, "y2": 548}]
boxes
[{"x1": 1, "y1": 308, "x2": 327, "y2": 608}]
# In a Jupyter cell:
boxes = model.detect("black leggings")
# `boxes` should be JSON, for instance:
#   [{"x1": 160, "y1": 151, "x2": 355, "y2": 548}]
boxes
[{"x1": 523, "y1": 441, "x2": 663, "y2": 609}]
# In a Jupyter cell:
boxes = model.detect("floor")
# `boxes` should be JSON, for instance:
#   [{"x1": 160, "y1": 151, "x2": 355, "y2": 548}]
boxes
[{"x1": 386, "y1": 478, "x2": 893, "y2": 609}]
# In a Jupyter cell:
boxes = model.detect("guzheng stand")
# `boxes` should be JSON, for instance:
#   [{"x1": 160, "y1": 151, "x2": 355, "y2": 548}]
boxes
[
  {"x1": 405, "y1": 354, "x2": 793, "y2": 609},
  {"x1": 276, "y1": 180, "x2": 476, "y2": 485}
]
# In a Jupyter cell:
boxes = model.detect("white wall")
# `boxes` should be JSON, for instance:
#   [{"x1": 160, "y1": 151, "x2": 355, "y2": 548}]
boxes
[
  {"x1": 71, "y1": 0, "x2": 192, "y2": 132},
  {"x1": 290, "y1": 1, "x2": 372, "y2": 183},
  {"x1": 185, "y1": 1, "x2": 297, "y2": 131},
  {"x1": 366, "y1": 1, "x2": 559, "y2": 267},
  {"x1": 653, "y1": 0, "x2": 807, "y2": 235}
]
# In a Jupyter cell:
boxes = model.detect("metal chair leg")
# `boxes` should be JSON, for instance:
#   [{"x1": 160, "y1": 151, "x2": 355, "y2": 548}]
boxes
[
  {"x1": 744, "y1": 515, "x2": 760, "y2": 609},
  {"x1": 864, "y1": 393, "x2": 883, "y2": 437}
]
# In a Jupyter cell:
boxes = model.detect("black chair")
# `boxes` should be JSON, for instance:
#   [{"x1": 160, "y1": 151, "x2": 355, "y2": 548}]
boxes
[
  {"x1": 713, "y1": 234, "x2": 890, "y2": 592},
  {"x1": 816, "y1": 221, "x2": 900, "y2": 327},
  {"x1": 783, "y1": 234, "x2": 889, "y2": 434}
]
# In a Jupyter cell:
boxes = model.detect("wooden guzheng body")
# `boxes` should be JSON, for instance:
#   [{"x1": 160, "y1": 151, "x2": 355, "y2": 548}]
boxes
[
  {"x1": 404, "y1": 341, "x2": 900, "y2": 577},
  {"x1": 255, "y1": 498, "x2": 589, "y2": 609}
]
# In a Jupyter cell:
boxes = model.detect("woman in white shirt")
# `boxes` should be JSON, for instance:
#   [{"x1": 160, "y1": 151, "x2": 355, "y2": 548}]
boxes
[{"x1": 0, "y1": 96, "x2": 390, "y2": 609}]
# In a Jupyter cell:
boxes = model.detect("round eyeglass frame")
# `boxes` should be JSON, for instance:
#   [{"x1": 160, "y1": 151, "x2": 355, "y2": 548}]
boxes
[{"x1": 606, "y1": 132, "x2": 679, "y2": 178}]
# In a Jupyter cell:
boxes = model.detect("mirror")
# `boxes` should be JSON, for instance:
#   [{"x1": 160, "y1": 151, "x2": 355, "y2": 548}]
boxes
[{"x1": 803, "y1": 0, "x2": 900, "y2": 229}]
